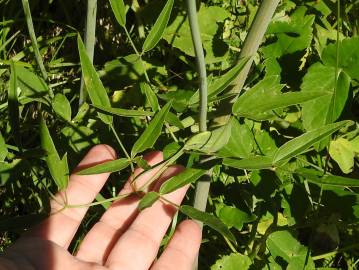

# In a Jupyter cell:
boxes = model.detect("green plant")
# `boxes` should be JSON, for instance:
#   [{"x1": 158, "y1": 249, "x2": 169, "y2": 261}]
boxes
[{"x1": 1, "y1": 0, "x2": 359, "y2": 269}]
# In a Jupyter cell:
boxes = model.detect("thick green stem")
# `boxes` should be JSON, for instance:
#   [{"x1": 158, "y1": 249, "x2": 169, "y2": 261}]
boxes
[
  {"x1": 79, "y1": 0, "x2": 97, "y2": 106},
  {"x1": 186, "y1": 0, "x2": 208, "y2": 132},
  {"x1": 214, "y1": 0, "x2": 280, "y2": 126},
  {"x1": 21, "y1": 0, "x2": 53, "y2": 97}
]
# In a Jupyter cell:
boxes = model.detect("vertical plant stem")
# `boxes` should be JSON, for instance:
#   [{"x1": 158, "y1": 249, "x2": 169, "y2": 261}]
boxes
[
  {"x1": 79, "y1": 0, "x2": 98, "y2": 106},
  {"x1": 214, "y1": 0, "x2": 280, "y2": 126},
  {"x1": 21, "y1": 0, "x2": 53, "y2": 98},
  {"x1": 186, "y1": 0, "x2": 207, "y2": 132},
  {"x1": 186, "y1": 1, "x2": 209, "y2": 269}
]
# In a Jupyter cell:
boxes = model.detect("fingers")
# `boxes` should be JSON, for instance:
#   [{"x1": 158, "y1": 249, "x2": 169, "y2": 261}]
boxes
[
  {"x1": 76, "y1": 151, "x2": 164, "y2": 264},
  {"x1": 105, "y1": 166, "x2": 188, "y2": 270},
  {"x1": 151, "y1": 220, "x2": 202, "y2": 270},
  {"x1": 26, "y1": 144, "x2": 116, "y2": 248}
]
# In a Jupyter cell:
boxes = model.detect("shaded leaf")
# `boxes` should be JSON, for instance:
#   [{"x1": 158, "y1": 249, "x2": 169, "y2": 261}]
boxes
[
  {"x1": 142, "y1": 0, "x2": 174, "y2": 52},
  {"x1": 77, "y1": 158, "x2": 130, "y2": 175},
  {"x1": 133, "y1": 156, "x2": 152, "y2": 170},
  {"x1": 223, "y1": 156, "x2": 273, "y2": 170},
  {"x1": 131, "y1": 101, "x2": 172, "y2": 157},
  {"x1": 0, "y1": 132, "x2": 7, "y2": 162},
  {"x1": 180, "y1": 205, "x2": 237, "y2": 244},
  {"x1": 184, "y1": 131, "x2": 211, "y2": 151},
  {"x1": 8, "y1": 61, "x2": 20, "y2": 147},
  {"x1": 138, "y1": 191, "x2": 160, "y2": 210},
  {"x1": 273, "y1": 121, "x2": 350, "y2": 164},
  {"x1": 52, "y1": 93, "x2": 71, "y2": 122},
  {"x1": 140, "y1": 82, "x2": 159, "y2": 111},
  {"x1": 108, "y1": 0, "x2": 126, "y2": 27},
  {"x1": 160, "y1": 168, "x2": 206, "y2": 194},
  {"x1": 78, "y1": 35, "x2": 113, "y2": 125},
  {"x1": 93, "y1": 104, "x2": 153, "y2": 117}
]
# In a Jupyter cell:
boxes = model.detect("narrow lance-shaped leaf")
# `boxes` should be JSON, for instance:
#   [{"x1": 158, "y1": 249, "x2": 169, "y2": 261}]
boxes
[
  {"x1": 0, "y1": 132, "x2": 8, "y2": 162},
  {"x1": 273, "y1": 120, "x2": 351, "y2": 164},
  {"x1": 142, "y1": 0, "x2": 174, "y2": 53},
  {"x1": 78, "y1": 35, "x2": 113, "y2": 125},
  {"x1": 296, "y1": 168, "x2": 359, "y2": 187},
  {"x1": 138, "y1": 192, "x2": 160, "y2": 210},
  {"x1": 160, "y1": 168, "x2": 206, "y2": 194},
  {"x1": 223, "y1": 156, "x2": 273, "y2": 170},
  {"x1": 180, "y1": 205, "x2": 237, "y2": 245},
  {"x1": 93, "y1": 104, "x2": 153, "y2": 117},
  {"x1": 140, "y1": 82, "x2": 159, "y2": 111},
  {"x1": 77, "y1": 158, "x2": 130, "y2": 175},
  {"x1": 8, "y1": 61, "x2": 21, "y2": 147},
  {"x1": 131, "y1": 101, "x2": 172, "y2": 157},
  {"x1": 108, "y1": 0, "x2": 126, "y2": 27},
  {"x1": 189, "y1": 57, "x2": 249, "y2": 105},
  {"x1": 52, "y1": 93, "x2": 72, "y2": 122},
  {"x1": 40, "y1": 118, "x2": 69, "y2": 190}
]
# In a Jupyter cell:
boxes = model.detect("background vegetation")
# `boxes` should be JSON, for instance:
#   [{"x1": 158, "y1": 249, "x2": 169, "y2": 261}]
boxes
[{"x1": 1, "y1": 0, "x2": 359, "y2": 269}]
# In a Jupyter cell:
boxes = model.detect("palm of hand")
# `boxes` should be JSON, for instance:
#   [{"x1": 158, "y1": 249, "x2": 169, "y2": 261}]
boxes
[{"x1": 0, "y1": 145, "x2": 201, "y2": 270}]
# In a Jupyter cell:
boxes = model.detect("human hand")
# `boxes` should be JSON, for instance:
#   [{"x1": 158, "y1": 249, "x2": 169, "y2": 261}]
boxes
[{"x1": 0, "y1": 145, "x2": 201, "y2": 270}]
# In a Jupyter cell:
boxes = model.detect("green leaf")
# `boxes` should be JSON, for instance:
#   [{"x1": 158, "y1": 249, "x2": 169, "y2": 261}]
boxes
[
  {"x1": 329, "y1": 138, "x2": 354, "y2": 174},
  {"x1": 180, "y1": 205, "x2": 237, "y2": 244},
  {"x1": 273, "y1": 121, "x2": 350, "y2": 164},
  {"x1": 8, "y1": 61, "x2": 20, "y2": 147},
  {"x1": 133, "y1": 156, "x2": 152, "y2": 170},
  {"x1": 165, "y1": 112, "x2": 184, "y2": 129},
  {"x1": 52, "y1": 93, "x2": 72, "y2": 122},
  {"x1": 218, "y1": 206, "x2": 256, "y2": 231},
  {"x1": 211, "y1": 253, "x2": 252, "y2": 270},
  {"x1": 267, "y1": 231, "x2": 315, "y2": 269},
  {"x1": 142, "y1": 0, "x2": 174, "y2": 53},
  {"x1": 0, "y1": 132, "x2": 7, "y2": 162},
  {"x1": 77, "y1": 35, "x2": 113, "y2": 125},
  {"x1": 138, "y1": 191, "x2": 160, "y2": 210},
  {"x1": 233, "y1": 76, "x2": 329, "y2": 120},
  {"x1": 131, "y1": 101, "x2": 172, "y2": 157},
  {"x1": 40, "y1": 118, "x2": 69, "y2": 190},
  {"x1": 108, "y1": 0, "x2": 126, "y2": 27},
  {"x1": 140, "y1": 82, "x2": 159, "y2": 111},
  {"x1": 15, "y1": 65, "x2": 49, "y2": 96},
  {"x1": 218, "y1": 118, "x2": 254, "y2": 158},
  {"x1": 93, "y1": 104, "x2": 153, "y2": 117},
  {"x1": 76, "y1": 158, "x2": 130, "y2": 175},
  {"x1": 223, "y1": 156, "x2": 273, "y2": 170},
  {"x1": 189, "y1": 58, "x2": 248, "y2": 105},
  {"x1": 159, "y1": 168, "x2": 206, "y2": 195},
  {"x1": 301, "y1": 63, "x2": 350, "y2": 130},
  {"x1": 184, "y1": 131, "x2": 212, "y2": 151},
  {"x1": 296, "y1": 168, "x2": 359, "y2": 187}
]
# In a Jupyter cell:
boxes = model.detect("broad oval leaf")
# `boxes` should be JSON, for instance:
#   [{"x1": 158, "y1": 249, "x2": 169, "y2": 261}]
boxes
[
  {"x1": 180, "y1": 205, "x2": 237, "y2": 245},
  {"x1": 109, "y1": 0, "x2": 126, "y2": 27},
  {"x1": 329, "y1": 138, "x2": 354, "y2": 174},
  {"x1": 184, "y1": 131, "x2": 212, "y2": 151},
  {"x1": 78, "y1": 35, "x2": 113, "y2": 125},
  {"x1": 52, "y1": 93, "x2": 71, "y2": 122},
  {"x1": 160, "y1": 168, "x2": 206, "y2": 194},
  {"x1": 273, "y1": 120, "x2": 351, "y2": 164},
  {"x1": 138, "y1": 191, "x2": 160, "y2": 210},
  {"x1": 131, "y1": 101, "x2": 172, "y2": 157},
  {"x1": 296, "y1": 168, "x2": 359, "y2": 187},
  {"x1": 93, "y1": 104, "x2": 153, "y2": 117},
  {"x1": 40, "y1": 118, "x2": 69, "y2": 190},
  {"x1": 76, "y1": 158, "x2": 130, "y2": 175},
  {"x1": 142, "y1": 0, "x2": 174, "y2": 53},
  {"x1": 211, "y1": 253, "x2": 252, "y2": 270},
  {"x1": 223, "y1": 156, "x2": 273, "y2": 170}
]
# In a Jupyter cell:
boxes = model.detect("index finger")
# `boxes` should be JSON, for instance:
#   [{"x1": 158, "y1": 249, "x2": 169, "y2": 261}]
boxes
[{"x1": 26, "y1": 144, "x2": 116, "y2": 248}]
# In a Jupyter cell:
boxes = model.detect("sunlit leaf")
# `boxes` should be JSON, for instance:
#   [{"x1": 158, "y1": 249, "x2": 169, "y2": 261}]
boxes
[
  {"x1": 131, "y1": 101, "x2": 172, "y2": 157},
  {"x1": 0, "y1": 132, "x2": 7, "y2": 162},
  {"x1": 160, "y1": 168, "x2": 206, "y2": 194},
  {"x1": 77, "y1": 158, "x2": 130, "y2": 175},
  {"x1": 180, "y1": 205, "x2": 237, "y2": 244},
  {"x1": 211, "y1": 253, "x2": 252, "y2": 270},
  {"x1": 140, "y1": 82, "x2": 159, "y2": 111},
  {"x1": 52, "y1": 93, "x2": 71, "y2": 122},
  {"x1": 138, "y1": 191, "x2": 160, "y2": 210},
  {"x1": 93, "y1": 104, "x2": 153, "y2": 117},
  {"x1": 108, "y1": 0, "x2": 126, "y2": 27}
]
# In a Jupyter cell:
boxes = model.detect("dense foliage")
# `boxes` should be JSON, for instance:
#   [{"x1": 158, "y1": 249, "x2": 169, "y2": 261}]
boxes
[{"x1": 1, "y1": 0, "x2": 359, "y2": 268}]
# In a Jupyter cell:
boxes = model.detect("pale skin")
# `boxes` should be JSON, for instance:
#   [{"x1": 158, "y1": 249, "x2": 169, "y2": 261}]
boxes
[{"x1": 0, "y1": 145, "x2": 202, "y2": 270}]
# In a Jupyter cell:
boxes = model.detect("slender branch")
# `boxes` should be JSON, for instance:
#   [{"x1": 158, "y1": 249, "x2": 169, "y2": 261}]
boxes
[
  {"x1": 110, "y1": 124, "x2": 134, "y2": 172},
  {"x1": 79, "y1": 0, "x2": 97, "y2": 106},
  {"x1": 21, "y1": 0, "x2": 53, "y2": 97}
]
